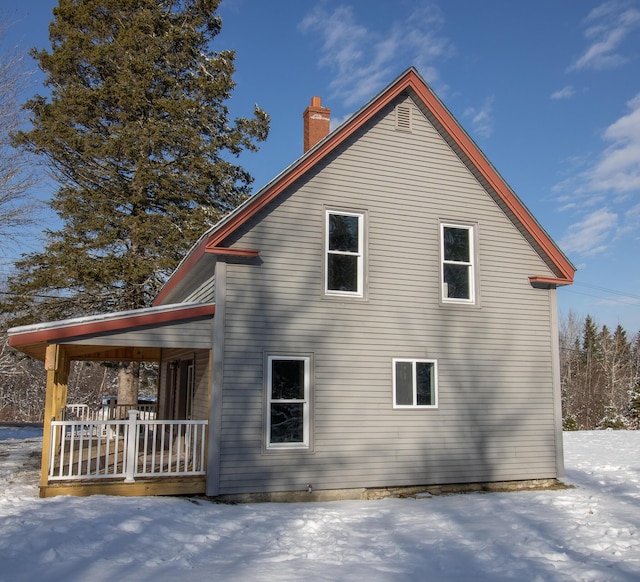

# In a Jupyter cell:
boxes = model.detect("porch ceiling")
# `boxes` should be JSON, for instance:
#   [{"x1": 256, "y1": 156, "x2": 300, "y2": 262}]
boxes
[{"x1": 8, "y1": 303, "x2": 215, "y2": 362}]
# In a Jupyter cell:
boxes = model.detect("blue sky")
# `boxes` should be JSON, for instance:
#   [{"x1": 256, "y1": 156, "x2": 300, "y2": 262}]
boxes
[{"x1": 4, "y1": 0, "x2": 640, "y2": 333}]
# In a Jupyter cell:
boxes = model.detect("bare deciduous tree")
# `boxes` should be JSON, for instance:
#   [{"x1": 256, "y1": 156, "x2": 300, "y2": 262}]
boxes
[
  {"x1": 0, "y1": 329, "x2": 46, "y2": 421},
  {"x1": 0, "y1": 17, "x2": 39, "y2": 247}
]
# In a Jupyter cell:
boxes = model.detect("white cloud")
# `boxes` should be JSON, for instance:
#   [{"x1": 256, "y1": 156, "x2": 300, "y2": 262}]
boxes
[
  {"x1": 329, "y1": 113, "x2": 352, "y2": 131},
  {"x1": 559, "y1": 208, "x2": 618, "y2": 256},
  {"x1": 558, "y1": 201, "x2": 578, "y2": 212},
  {"x1": 626, "y1": 202, "x2": 640, "y2": 218},
  {"x1": 570, "y1": 0, "x2": 640, "y2": 71},
  {"x1": 586, "y1": 92, "x2": 640, "y2": 193},
  {"x1": 299, "y1": 1, "x2": 453, "y2": 107},
  {"x1": 551, "y1": 86, "x2": 576, "y2": 100},
  {"x1": 553, "y1": 93, "x2": 640, "y2": 213},
  {"x1": 618, "y1": 202, "x2": 640, "y2": 237},
  {"x1": 463, "y1": 96, "x2": 494, "y2": 139}
]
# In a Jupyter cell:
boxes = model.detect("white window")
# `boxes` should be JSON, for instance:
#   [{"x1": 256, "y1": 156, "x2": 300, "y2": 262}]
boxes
[
  {"x1": 325, "y1": 210, "x2": 364, "y2": 297},
  {"x1": 441, "y1": 223, "x2": 475, "y2": 303},
  {"x1": 266, "y1": 356, "x2": 310, "y2": 449},
  {"x1": 393, "y1": 359, "x2": 438, "y2": 408}
]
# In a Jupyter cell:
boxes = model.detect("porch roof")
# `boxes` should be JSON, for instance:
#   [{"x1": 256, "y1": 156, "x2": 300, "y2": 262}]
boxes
[{"x1": 7, "y1": 302, "x2": 215, "y2": 362}]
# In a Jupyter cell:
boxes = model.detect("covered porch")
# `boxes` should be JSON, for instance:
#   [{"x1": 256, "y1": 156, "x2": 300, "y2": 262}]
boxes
[{"x1": 7, "y1": 303, "x2": 214, "y2": 498}]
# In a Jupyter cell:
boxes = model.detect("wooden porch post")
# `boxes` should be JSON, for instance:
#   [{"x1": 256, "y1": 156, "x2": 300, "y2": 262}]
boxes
[{"x1": 40, "y1": 344, "x2": 71, "y2": 489}]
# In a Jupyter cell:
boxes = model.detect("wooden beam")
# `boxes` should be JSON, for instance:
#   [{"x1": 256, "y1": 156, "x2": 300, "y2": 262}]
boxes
[
  {"x1": 205, "y1": 246, "x2": 260, "y2": 257},
  {"x1": 39, "y1": 477, "x2": 206, "y2": 498},
  {"x1": 64, "y1": 345, "x2": 163, "y2": 362},
  {"x1": 41, "y1": 344, "x2": 70, "y2": 488}
]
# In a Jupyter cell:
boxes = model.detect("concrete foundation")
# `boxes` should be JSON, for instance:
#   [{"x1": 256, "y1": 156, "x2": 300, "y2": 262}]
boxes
[{"x1": 208, "y1": 478, "x2": 569, "y2": 504}]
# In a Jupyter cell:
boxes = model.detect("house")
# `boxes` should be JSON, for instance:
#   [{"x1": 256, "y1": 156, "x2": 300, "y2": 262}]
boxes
[{"x1": 8, "y1": 68, "x2": 575, "y2": 500}]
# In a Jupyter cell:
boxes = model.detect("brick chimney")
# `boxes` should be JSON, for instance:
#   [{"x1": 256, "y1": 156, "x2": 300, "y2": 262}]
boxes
[{"x1": 303, "y1": 96, "x2": 330, "y2": 153}]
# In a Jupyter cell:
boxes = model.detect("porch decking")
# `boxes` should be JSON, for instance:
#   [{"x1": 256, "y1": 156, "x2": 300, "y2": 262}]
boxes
[{"x1": 43, "y1": 411, "x2": 207, "y2": 497}]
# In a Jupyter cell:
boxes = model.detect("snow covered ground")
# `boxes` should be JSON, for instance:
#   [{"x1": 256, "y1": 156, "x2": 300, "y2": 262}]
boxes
[{"x1": 0, "y1": 428, "x2": 638, "y2": 582}]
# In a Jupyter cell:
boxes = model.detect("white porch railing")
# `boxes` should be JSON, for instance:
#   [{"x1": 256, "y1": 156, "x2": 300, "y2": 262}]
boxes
[{"x1": 49, "y1": 410, "x2": 207, "y2": 482}]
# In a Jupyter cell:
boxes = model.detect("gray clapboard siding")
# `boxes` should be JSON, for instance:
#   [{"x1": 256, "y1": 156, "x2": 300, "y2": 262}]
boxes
[
  {"x1": 163, "y1": 254, "x2": 217, "y2": 305},
  {"x1": 183, "y1": 275, "x2": 215, "y2": 304},
  {"x1": 216, "y1": 462, "x2": 556, "y2": 482},
  {"x1": 218, "y1": 447, "x2": 557, "y2": 471},
  {"x1": 215, "y1": 94, "x2": 561, "y2": 494},
  {"x1": 67, "y1": 319, "x2": 213, "y2": 350}
]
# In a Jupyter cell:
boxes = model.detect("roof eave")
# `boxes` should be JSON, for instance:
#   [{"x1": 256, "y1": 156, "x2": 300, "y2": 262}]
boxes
[{"x1": 529, "y1": 275, "x2": 574, "y2": 289}]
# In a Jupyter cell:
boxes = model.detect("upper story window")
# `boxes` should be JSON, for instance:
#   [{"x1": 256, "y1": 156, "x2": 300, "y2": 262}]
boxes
[
  {"x1": 325, "y1": 210, "x2": 364, "y2": 297},
  {"x1": 441, "y1": 223, "x2": 475, "y2": 304}
]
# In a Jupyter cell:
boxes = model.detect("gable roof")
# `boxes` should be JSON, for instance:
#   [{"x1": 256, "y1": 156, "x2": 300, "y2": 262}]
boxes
[{"x1": 155, "y1": 67, "x2": 574, "y2": 305}]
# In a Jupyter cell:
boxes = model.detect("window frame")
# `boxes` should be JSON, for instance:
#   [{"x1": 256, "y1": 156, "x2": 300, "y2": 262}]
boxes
[
  {"x1": 392, "y1": 358, "x2": 438, "y2": 409},
  {"x1": 440, "y1": 222, "x2": 476, "y2": 304},
  {"x1": 265, "y1": 354, "x2": 312, "y2": 451},
  {"x1": 324, "y1": 209, "x2": 365, "y2": 298}
]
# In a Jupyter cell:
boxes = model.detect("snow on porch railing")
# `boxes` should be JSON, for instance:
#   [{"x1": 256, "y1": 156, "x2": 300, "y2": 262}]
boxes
[{"x1": 48, "y1": 410, "x2": 207, "y2": 482}]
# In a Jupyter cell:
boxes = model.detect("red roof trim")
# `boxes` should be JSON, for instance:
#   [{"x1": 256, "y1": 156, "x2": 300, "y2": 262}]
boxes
[
  {"x1": 155, "y1": 68, "x2": 574, "y2": 299},
  {"x1": 153, "y1": 237, "x2": 208, "y2": 305},
  {"x1": 405, "y1": 73, "x2": 575, "y2": 283},
  {"x1": 203, "y1": 87, "x2": 403, "y2": 252},
  {"x1": 8, "y1": 303, "x2": 215, "y2": 348},
  {"x1": 529, "y1": 276, "x2": 573, "y2": 288}
]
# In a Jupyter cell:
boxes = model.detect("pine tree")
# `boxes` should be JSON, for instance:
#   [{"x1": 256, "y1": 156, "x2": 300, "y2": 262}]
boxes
[
  {"x1": 4, "y1": 0, "x2": 268, "y2": 323},
  {"x1": 580, "y1": 315, "x2": 604, "y2": 428},
  {"x1": 2, "y1": 0, "x2": 269, "y2": 403},
  {"x1": 628, "y1": 332, "x2": 640, "y2": 428},
  {"x1": 599, "y1": 324, "x2": 630, "y2": 429},
  {"x1": 611, "y1": 325, "x2": 631, "y2": 410},
  {"x1": 582, "y1": 315, "x2": 600, "y2": 355}
]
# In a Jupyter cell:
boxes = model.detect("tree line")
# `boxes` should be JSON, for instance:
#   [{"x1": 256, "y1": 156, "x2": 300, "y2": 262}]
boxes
[
  {"x1": 1, "y1": 327, "x2": 160, "y2": 421},
  {"x1": 560, "y1": 312, "x2": 640, "y2": 430},
  {"x1": 4, "y1": 310, "x2": 640, "y2": 426},
  {"x1": 0, "y1": 334, "x2": 111, "y2": 421}
]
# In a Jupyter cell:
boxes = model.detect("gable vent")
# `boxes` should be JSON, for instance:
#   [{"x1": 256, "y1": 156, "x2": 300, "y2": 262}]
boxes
[{"x1": 395, "y1": 104, "x2": 412, "y2": 132}]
